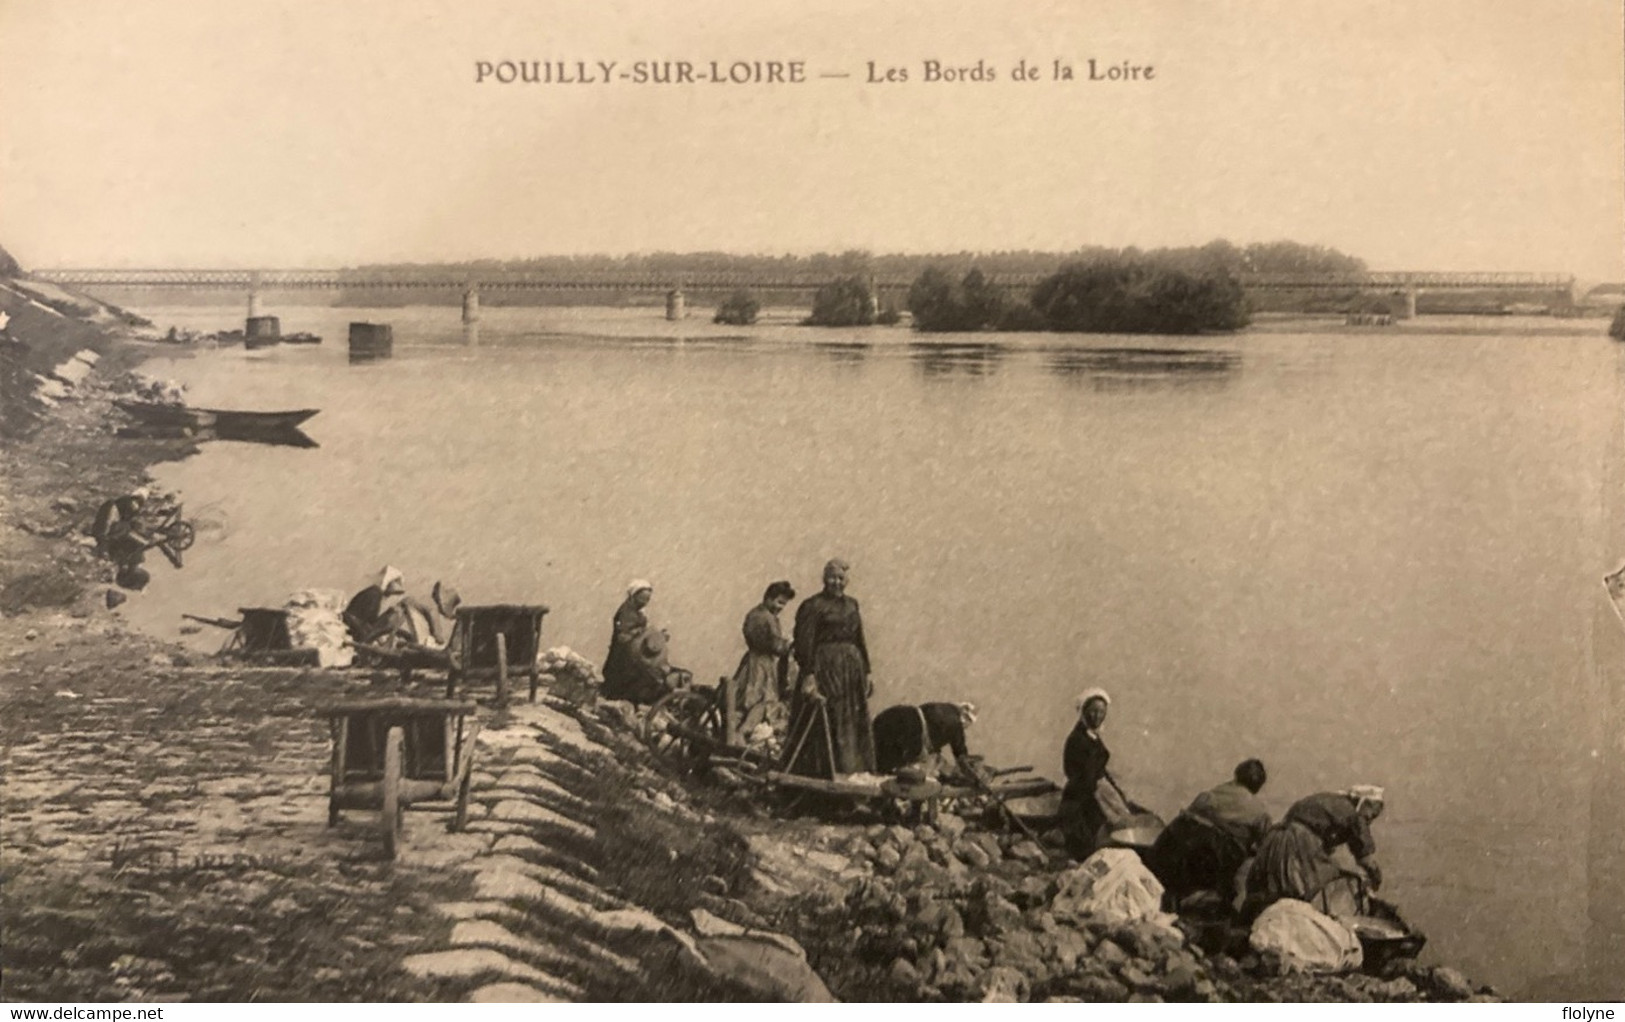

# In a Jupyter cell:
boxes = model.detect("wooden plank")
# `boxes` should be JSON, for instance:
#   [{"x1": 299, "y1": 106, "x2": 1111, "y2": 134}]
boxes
[
  {"x1": 320, "y1": 697, "x2": 478, "y2": 716},
  {"x1": 330, "y1": 717, "x2": 347, "y2": 797},
  {"x1": 495, "y1": 632, "x2": 509, "y2": 706},
  {"x1": 330, "y1": 778, "x2": 452, "y2": 807},
  {"x1": 762, "y1": 771, "x2": 884, "y2": 798}
]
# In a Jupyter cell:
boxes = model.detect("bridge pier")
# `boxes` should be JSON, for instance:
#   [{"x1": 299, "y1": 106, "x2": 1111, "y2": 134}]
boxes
[
  {"x1": 461, "y1": 284, "x2": 481, "y2": 345},
  {"x1": 1389, "y1": 287, "x2": 1418, "y2": 320},
  {"x1": 666, "y1": 288, "x2": 686, "y2": 321},
  {"x1": 247, "y1": 288, "x2": 264, "y2": 320}
]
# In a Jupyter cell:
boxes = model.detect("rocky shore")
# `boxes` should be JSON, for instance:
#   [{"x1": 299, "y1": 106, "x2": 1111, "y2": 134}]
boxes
[{"x1": 0, "y1": 270, "x2": 1501, "y2": 1002}]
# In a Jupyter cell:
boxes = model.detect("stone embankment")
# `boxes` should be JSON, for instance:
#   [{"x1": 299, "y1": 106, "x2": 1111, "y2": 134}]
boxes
[{"x1": 0, "y1": 612, "x2": 835, "y2": 1001}]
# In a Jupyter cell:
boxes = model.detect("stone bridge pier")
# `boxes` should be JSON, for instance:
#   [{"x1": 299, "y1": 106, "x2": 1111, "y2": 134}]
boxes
[
  {"x1": 463, "y1": 284, "x2": 481, "y2": 345},
  {"x1": 1388, "y1": 287, "x2": 1419, "y2": 320}
]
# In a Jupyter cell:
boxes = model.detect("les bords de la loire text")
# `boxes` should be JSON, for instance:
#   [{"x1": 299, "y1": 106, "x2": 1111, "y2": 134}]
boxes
[{"x1": 473, "y1": 58, "x2": 1154, "y2": 86}]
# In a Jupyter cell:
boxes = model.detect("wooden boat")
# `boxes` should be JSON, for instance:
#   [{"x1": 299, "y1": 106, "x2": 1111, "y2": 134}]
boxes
[
  {"x1": 1002, "y1": 789, "x2": 1063, "y2": 827},
  {"x1": 749, "y1": 769, "x2": 1056, "y2": 805},
  {"x1": 116, "y1": 400, "x2": 319, "y2": 432},
  {"x1": 116, "y1": 424, "x2": 319, "y2": 449},
  {"x1": 282, "y1": 333, "x2": 322, "y2": 345}
]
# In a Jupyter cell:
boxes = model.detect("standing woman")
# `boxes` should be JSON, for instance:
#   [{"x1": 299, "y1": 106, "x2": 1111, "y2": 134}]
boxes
[
  {"x1": 601, "y1": 579, "x2": 654, "y2": 704},
  {"x1": 1058, "y1": 688, "x2": 1138, "y2": 860},
  {"x1": 784, "y1": 559, "x2": 875, "y2": 776},
  {"x1": 726, "y1": 580, "x2": 796, "y2": 745}
]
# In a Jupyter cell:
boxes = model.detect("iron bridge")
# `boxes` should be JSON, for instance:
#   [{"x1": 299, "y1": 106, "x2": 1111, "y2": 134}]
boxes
[{"x1": 29, "y1": 268, "x2": 1577, "y2": 293}]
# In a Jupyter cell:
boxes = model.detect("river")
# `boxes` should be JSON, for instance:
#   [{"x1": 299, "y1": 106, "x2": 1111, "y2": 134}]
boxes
[{"x1": 113, "y1": 301, "x2": 1623, "y2": 996}]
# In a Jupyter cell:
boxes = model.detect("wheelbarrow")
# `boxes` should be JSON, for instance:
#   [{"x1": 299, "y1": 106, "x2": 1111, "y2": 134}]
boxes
[
  {"x1": 445, "y1": 604, "x2": 550, "y2": 702},
  {"x1": 321, "y1": 697, "x2": 481, "y2": 858}
]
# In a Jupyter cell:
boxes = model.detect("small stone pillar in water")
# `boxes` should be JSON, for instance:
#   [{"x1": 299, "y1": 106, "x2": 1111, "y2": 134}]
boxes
[
  {"x1": 462, "y1": 285, "x2": 481, "y2": 346},
  {"x1": 245, "y1": 316, "x2": 281, "y2": 346},
  {"x1": 666, "y1": 289, "x2": 686, "y2": 321},
  {"x1": 348, "y1": 322, "x2": 393, "y2": 362},
  {"x1": 247, "y1": 289, "x2": 264, "y2": 319}
]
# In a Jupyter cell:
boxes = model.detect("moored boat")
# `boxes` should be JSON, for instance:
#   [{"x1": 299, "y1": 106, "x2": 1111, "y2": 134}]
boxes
[{"x1": 116, "y1": 400, "x2": 319, "y2": 431}]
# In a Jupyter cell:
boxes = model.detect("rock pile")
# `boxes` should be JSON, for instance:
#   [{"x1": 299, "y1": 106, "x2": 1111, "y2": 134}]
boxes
[{"x1": 774, "y1": 815, "x2": 1497, "y2": 1003}]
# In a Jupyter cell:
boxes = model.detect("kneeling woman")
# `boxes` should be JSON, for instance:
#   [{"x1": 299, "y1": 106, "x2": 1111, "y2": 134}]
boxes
[
  {"x1": 1058, "y1": 688, "x2": 1141, "y2": 860},
  {"x1": 1243, "y1": 785, "x2": 1386, "y2": 919}
]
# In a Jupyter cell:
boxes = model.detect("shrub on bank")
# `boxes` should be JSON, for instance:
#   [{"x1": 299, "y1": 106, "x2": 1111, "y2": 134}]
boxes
[
  {"x1": 1030, "y1": 259, "x2": 1249, "y2": 334},
  {"x1": 907, "y1": 267, "x2": 1012, "y2": 332},
  {"x1": 714, "y1": 289, "x2": 760, "y2": 326},
  {"x1": 805, "y1": 275, "x2": 876, "y2": 326}
]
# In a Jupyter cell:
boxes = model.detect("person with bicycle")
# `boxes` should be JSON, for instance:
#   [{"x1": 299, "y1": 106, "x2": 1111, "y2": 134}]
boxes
[{"x1": 90, "y1": 487, "x2": 159, "y2": 589}]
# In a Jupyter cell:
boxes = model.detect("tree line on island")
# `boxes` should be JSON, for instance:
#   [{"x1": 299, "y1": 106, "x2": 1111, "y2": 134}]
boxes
[{"x1": 718, "y1": 240, "x2": 1363, "y2": 334}]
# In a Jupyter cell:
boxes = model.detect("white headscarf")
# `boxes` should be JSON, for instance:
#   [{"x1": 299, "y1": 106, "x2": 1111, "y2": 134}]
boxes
[
  {"x1": 375, "y1": 565, "x2": 405, "y2": 595},
  {"x1": 1344, "y1": 784, "x2": 1385, "y2": 810},
  {"x1": 957, "y1": 702, "x2": 979, "y2": 727},
  {"x1": 626, "y1": 578, "x2": 654, "y2": 598},
  {"x1": 1074, "y1": 688, "x2": 1112, "y2": 715}
]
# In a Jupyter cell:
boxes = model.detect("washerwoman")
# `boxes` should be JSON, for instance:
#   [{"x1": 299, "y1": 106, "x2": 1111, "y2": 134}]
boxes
[{"x1": 783, "y1": 559, "x2": 875, "y2": 776}]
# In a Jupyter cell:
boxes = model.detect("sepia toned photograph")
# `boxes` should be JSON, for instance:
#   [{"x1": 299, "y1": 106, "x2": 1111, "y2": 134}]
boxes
[{"x1": 2, "y1": 0, "x2": 1622, "y2": 1006}]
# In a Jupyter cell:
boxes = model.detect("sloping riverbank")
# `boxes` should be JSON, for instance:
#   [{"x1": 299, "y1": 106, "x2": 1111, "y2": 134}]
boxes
[{"x1": 1, "y1": 277, "x2": 1500, "y2": 1003}]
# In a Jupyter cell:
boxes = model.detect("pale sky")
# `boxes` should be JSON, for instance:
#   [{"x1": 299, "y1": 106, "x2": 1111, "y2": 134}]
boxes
[{"x1": 1, "y1": 0, "x2": 1621, "y2": 279}]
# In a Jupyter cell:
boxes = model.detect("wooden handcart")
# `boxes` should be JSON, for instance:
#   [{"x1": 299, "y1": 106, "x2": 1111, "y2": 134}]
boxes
[
  {"x1": 445, "y1": 604, "x2": 550, "y2": 702},
  {"x1": 322, "y1": 697, "x2": 481, "y2": 859},
  {"x1": 215, "y1": 607, "x2": 322, "y2": 666}
]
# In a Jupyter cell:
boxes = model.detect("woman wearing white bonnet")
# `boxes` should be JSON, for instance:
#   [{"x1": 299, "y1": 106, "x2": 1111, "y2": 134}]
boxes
[
  {"x1": 600, "y1": 578, "x2": 658, "y2": 704},
  {"x1": 1244, "y1": 783, "x2": 1388, "y2": 919},
  {"x1": 1057, "y1": 687, "x2": 1142, "y2": 860}
]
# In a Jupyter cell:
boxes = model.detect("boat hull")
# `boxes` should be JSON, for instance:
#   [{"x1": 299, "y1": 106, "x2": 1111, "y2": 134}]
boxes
[{"x1": 117, "y1": 401, "x2": 319, "y2": 431}]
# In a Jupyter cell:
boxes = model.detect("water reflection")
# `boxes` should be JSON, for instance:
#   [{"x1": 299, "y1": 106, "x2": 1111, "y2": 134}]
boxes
[
  {"x1": 814, "y1": 341, "x2": 870, "y2": 366},
  {"x1": 1041, "y1": 346, "x2": 1241, "y2": 391},
  {"x1": 908, "y1": 342, "x2": 1007, "y2": 379}
]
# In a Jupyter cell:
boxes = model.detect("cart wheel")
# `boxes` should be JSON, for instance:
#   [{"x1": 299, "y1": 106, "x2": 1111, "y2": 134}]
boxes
[
  {"x1": 164, "y1": 519, "x2": 196, "y2": 552},
  {"x1": 640, "y1": 688, "x2": 722, "y2": 773},
  {"x1": 382, "y1": 725, "x2": 404, "y2": 859},
  {"x1": 453, "y1": 772, "x2": 472, "y2": 832}
]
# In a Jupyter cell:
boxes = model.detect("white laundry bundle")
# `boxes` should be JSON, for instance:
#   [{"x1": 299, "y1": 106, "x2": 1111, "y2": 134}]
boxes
[
  {"x1": 539, "y1": 645, "x2": 601, "y2": 686},
  {"x1": 284, "y1": 589, "x2": 353, "y2": 668}
]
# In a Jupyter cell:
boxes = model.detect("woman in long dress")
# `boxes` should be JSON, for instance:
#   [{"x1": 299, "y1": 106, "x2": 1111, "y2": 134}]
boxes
[
  {"x1": 1057, "y1": 688, "x2": 1139, "y2": 860},
  {"x1": 344, "y1": 565, "x2": 447, "y2": 647},
  {"x1": 601, "y1": 579, "x2": 661, "y2": 704},
  {"x1": 726, "y1": 580, "x2": 796, "y2": 746},
  {"x1": 783, "y1": 559, "x2": 875, "y2": 777}
]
